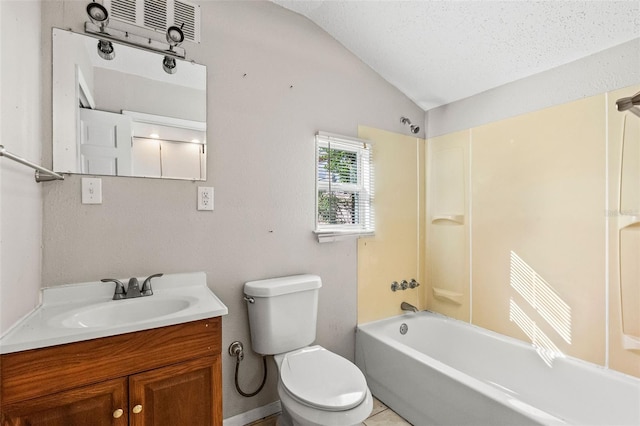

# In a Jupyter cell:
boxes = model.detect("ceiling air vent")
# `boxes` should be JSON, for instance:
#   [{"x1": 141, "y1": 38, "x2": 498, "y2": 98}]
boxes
[{"x1": 104, "y1": 0, "x2": 201, "y2": 43}]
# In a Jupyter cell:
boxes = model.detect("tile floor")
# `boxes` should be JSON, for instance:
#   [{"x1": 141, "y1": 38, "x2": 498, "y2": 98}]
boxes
[{"x1": 246, "y1": 397, "x2": 412, "y2": 426}]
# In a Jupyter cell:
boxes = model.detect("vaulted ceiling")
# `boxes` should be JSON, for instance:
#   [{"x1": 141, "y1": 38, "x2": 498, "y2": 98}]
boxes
[{"x1": 272, "y1": 1, "x2": 640, "y2": 110}]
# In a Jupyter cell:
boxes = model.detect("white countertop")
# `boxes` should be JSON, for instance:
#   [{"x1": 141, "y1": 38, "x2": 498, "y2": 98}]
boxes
[{"x1": 0, "y1": 272, "x2": 228, "y2": 354}]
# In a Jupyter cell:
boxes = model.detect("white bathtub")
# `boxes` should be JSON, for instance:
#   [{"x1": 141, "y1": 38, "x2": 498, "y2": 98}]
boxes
[{"x1": 355, "y1": 311, "x2": 640, "y2": 426}]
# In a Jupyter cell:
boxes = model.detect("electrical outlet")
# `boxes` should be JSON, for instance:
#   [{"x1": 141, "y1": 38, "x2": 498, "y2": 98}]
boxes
[
  {"x1": 197, "y1": 186, "x2": 214, "y2": 211},
  {"x1": 81, "y1": 178, "x2": 102, "y2": 204}
]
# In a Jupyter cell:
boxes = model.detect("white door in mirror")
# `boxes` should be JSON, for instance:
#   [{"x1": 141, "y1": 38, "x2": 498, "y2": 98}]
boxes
[{"x1": 197, "y1": 187, "x2": 214, "y2": 211}]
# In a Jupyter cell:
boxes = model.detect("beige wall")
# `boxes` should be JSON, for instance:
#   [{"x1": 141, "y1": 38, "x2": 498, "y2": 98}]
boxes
[
  {"x1": 357, "y1": 126, "x2": 425, "y2": 323},
  {"x1": 425, "y1": 86, "x2": 640, "y2": 377},
  {"x1": 31, "y1": 0, "x2": 424, "y2": 420}
]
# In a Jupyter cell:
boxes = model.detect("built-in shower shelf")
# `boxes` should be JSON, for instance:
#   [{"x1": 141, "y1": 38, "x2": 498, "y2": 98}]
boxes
[
  {"x1": 619, "y1": 216, "x2": 640, "y2": 229},
  {"x1": 432, "y1": 287, "x2": 463, "y2": 305},
  {"x1": 431, "y1": 215, "x2": 464, "y2": 225},
  {"x1": 622, "y1": 334, "x2": 640, "y2": 350}
]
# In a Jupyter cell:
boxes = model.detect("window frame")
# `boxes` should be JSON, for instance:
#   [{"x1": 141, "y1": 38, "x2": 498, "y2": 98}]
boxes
[{"x1": 314, "y1": 132, "x2": 374, "y2": 242}]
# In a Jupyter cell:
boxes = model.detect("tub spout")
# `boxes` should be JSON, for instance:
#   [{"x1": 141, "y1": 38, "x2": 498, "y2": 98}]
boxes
[{"x1": 401, "y1": 301, "x2": 418, "y2": 313}]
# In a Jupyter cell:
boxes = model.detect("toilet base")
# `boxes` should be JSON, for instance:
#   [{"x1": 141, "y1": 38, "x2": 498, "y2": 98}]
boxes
[
  {"x1": 277, "y1": 381, "x2": 372, "y2": 426},
  {"x1": 276, "y1": 405, "x2": 293, "y2": 426}
]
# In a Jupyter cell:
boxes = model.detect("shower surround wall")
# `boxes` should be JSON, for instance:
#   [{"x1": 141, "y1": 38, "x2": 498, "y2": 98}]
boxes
[
  {"x1": 418, "y1": 39, "x2": 640, "y2": 379},
  {"x1": 424, "y1": 85, "x2": 640, "y2": 378},
  {"x1": 356, "y1": 126, "x2": 426, "y2": 324},
  {"x1": 31, "y1": 0, "x2": 424, "y2": 421}
]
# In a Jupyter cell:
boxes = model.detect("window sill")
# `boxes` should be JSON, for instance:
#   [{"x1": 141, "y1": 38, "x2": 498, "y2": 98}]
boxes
[{"x1": 313, "y1": 230, "x2": 374, "y2": 243}]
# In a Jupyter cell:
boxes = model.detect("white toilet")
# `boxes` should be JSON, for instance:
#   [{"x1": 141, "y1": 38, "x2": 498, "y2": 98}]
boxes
[{"x1": 244, "y1": 274, "x2": 373, "y2": 426}]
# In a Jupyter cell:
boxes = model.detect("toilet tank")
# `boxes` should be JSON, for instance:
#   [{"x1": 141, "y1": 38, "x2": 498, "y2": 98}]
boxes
[{"x1": 244, "y1": 274, "x2": 322, "y2": 355}]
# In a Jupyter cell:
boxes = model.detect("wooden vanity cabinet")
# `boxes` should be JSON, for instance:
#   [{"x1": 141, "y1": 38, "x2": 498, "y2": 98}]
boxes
[
  {"x1": 1, "y1": 378, "x2": 128, "y2": 426},
  {"x1": 1, "y1": 317, "x2": 222, "y2": 426},
  {"x1": 129, "y1": 356, "x2": 219, "y2": 426}
]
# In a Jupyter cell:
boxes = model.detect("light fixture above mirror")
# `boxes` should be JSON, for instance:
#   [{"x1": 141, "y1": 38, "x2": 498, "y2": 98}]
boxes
[
  {"x1": 166, "y1": 25, "x2": 185, "y2": 47},
  {"x1": 86, "y1": 2, "x2": 115, "y2": 60},
  {"x1": 86, "y1": 2, "x2": 109, "y2": 30},
  {"x1": 84, "y1": 1, "x2": 187, "y2": 61},
  {"x1": 163, "y1": 24, "x2": 184, "y2": 74}
]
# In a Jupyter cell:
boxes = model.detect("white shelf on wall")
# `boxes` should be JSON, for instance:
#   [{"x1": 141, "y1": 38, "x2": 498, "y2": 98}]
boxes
[
  {"x1": 431, "y1": 214, "x2": 464, "y2": 225},
  {"x1": 622, "y1": 334, "x2": 640, "y2": 350},
  {"x1": 619, "y1": 216, "x2": 640, "y2": 229}
]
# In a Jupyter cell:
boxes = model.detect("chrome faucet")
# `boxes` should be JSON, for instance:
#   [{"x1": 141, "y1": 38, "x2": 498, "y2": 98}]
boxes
[
  {"x1": 102, "y1": 273, "x2": 163, "y2": 300},
  {"x1": 401, "y1": 301, "x2": 419, "y2": 313}
]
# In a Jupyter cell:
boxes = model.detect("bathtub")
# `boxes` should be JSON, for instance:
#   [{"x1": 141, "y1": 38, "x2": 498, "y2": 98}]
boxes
[{"x1": 355, "y1": 311, "x2": 640, "y2": 426}]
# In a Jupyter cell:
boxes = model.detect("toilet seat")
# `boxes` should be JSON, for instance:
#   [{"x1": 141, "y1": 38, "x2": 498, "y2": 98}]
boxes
[
  {"x1": 278, "y1": 346, "x2": 368, "y2": 411},
  {"x1": 277, "y1": 381, "x2": 373, "y2": 426}
]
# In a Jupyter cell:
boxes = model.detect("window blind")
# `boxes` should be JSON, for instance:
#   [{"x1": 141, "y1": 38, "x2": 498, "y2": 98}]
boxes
[{"x1": 315, "y1": 132, "x2": 374, "y2": 242}]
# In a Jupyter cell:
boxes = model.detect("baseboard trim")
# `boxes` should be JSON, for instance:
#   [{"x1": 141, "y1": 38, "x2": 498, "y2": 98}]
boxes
[{"x1": 223, "y1": 401, "x2": 282, "y2": 426}]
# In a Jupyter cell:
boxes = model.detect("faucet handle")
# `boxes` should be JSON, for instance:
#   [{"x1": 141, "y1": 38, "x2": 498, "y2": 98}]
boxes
[
  {"x1": 141, "y1": 273, "x2": 163, "y2": 296},
  {"x1": 101, "y1": 278, "x2": 126, "y2": 300},
  {"x1": 409, "y1": 279, "x2": 420, "y2": 289}
]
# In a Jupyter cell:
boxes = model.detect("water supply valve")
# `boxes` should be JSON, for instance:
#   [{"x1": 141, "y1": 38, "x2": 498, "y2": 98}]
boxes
[
  {"x1": 229, "y1": 341, "x2": 244, "y2": 361},
  {"x1": 229, "y1": 340, "x2": 268, "y2": 397}
]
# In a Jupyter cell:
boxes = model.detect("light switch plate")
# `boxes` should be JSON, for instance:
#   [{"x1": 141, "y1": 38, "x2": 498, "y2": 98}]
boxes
[
  {"x1": 81, "y1": 178, "x2": 102, "y2": 204},
  {"x1": 197, "y1": 186, "x2": 214, "y2": 211}
]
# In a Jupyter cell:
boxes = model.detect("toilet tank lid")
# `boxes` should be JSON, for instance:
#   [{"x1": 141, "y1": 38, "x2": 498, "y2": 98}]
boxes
[{"x1": 244, "y1": 274, "x2": 322, "y2": 297}]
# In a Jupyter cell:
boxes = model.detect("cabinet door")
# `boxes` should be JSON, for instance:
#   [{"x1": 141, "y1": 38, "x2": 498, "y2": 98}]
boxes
[
  {"x1": 129, "y1": 356, "x2": 221, "y2": 426},
  {"x1": 1, "y1": 378, "x2": 127, "y2": 426}
]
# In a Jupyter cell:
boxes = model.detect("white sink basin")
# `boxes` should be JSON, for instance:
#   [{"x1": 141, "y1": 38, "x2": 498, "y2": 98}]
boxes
[
  {"x1": 0, "y1": 272, "x2": 228, "y2": 354},
  {"x1": 50, "y1": 296, "x2": 195, "y2": 329}
]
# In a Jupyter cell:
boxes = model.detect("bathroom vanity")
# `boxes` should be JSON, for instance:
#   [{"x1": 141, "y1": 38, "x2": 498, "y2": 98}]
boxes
[{"x1": 0, "y1": 272, "x2": 227, "y2": 426}]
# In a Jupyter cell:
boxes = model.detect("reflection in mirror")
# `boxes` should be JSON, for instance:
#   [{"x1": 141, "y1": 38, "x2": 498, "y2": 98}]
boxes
[{"x1": 52, "y1": 28, "x2": 207, "y2": 180}]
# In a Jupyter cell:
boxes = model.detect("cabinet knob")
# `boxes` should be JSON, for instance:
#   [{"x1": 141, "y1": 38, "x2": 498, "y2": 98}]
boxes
[
  {"x1": 132, "y1": 404, "x2": 143, "y2": 414},
  {"x1": 113, "y1": 408, "x2": 124, "y2": 418}
]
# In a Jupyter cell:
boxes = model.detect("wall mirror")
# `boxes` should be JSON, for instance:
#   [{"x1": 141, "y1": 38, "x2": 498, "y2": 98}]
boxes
[{"x1": 52, "y1": 28, "x2": 207, "y2": 180}]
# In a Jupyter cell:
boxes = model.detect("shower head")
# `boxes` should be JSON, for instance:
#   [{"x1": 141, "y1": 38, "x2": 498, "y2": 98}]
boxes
[
  {"x1": 400, "y1": 116, "x2": 420, "y2": 134},
  {"x1": 616, "y1": 91, "x2": 640, "y2": 112}
]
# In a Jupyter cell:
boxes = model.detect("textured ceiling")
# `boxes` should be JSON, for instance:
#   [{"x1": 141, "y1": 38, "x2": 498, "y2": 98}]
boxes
[{"x1": 272, "y1": 1, "x2": 640, "y2": 111}]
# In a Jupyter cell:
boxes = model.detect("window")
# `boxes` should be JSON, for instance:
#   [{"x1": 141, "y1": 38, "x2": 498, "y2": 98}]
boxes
[{"x1": 315, "y1": 132, "x2": 374, "y2": 242}]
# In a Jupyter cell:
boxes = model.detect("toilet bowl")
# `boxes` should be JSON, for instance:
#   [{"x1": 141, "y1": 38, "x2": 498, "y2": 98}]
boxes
[
  {"x1": 243, "y1": 275, "x2": 373, "y2": 426},
  {"x1": 274, "y1": 346, "x2": 373, "y2": 426}
]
